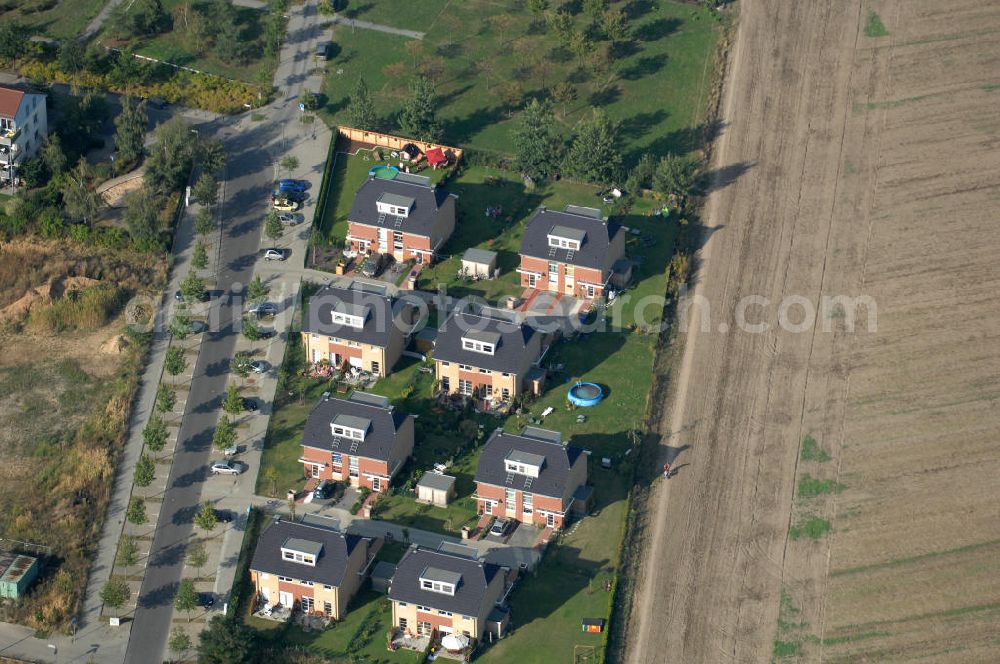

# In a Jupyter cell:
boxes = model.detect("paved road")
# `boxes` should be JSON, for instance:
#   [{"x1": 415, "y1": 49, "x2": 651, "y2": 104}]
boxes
[{"x1": 123, "y1": 2, "x2": 330, "y2": 661}]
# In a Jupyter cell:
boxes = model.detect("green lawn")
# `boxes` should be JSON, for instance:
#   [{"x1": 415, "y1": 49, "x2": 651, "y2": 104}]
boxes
[
  {"x1": 365, "y1": 356, "x2": 490, "y2": 536},
  {"x1": 255, "y1": 284, "x2": 334, "y2": 496},
  {"x1": 321, "y1": 0, "x2": 722, "y2": 158},
  {"x1": 108, "y1": 0, "x2": 279, "y2": 84},
  {"x1": 340, "y1": 0, "x2": 451, "y2": 33},
  {"x1": 249, "y1": 591, "x2": 424, "y2": 664},
  {"x1": 415, "y1": 165, "x2": 617, "y2": 302},
  {"x1": 4, "y1": 0, "x2": 106, "y2": 40},
  {"x1": 481, "y1": 453, "x2": 632, "y2": 663}
]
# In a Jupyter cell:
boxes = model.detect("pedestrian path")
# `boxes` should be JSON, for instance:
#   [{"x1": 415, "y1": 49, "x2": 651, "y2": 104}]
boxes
[{"x1": 330, "y1": 15, "x2": 425, "y2": 40}]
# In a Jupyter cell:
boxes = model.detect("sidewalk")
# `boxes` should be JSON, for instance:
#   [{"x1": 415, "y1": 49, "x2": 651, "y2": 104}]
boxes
[
  {"x1": 147, "y1": 0, "x2": 338, "y2": 642},
  {"x1": 0, "y1": 169, "x2": 210, "y2": 664}
]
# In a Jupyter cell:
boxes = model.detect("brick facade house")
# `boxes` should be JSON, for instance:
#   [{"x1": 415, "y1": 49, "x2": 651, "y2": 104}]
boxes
[
  {"x1": 474, "y1": 427, "x2": 588, "y2": 530},
  {"x1": 346, "y1": 173, "x2": 456, "y2": 264},
  {"x1": 301, "y1": 282, "x2": 411, "y2": 378},
  {"x1": 389, "y1": 547, "x2": 507, "y2": 642},
  {"x1": 250, "y1": 519, "x2": 371, "y2": 619},
  {"x1": 518, "y1": 205, "x2": 626, "y2": 299},
  {"x1": 300, "y1": 392, "x2": 415, "y2": 492},
  {"x1": 433, "y1": 311, "x2": 543, "y2": 407}
]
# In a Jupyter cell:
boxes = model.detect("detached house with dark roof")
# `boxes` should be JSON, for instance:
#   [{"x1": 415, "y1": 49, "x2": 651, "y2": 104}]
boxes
[
  {"x1": 474, "y1": 427, "x2": 589, "y2": 529},
  {"x1": 433, "y1": 311, "x2": 543, "y2": 406},
  {"x1": 300, "y1": 392, "x2": 415, "y2": 492},
  {"x1": 518, "y1": 205, "x2": 626, "y2": 299},
  {"x1": 346, "y1": 173, "x2": 456, "y2": 264},
  {"x1": 389, "y1": 546, "x2": 507, "y2": 641},
  {"x1": 0, "y1": 86, "x2": 47, "y2": 187},
  {"x1": 250, "y1": 519, "x2": 371, "y2": 619},
  {"x1": 301, "y1": 282, "x2": 411, "y2": 377}
]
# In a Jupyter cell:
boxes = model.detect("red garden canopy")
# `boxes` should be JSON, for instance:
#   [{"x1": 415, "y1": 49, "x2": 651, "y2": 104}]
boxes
[{"x1": 425, "y1": 147, "x2": 448, "y2": 167}]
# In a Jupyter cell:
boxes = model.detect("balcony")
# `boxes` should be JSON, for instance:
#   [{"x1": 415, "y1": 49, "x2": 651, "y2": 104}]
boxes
[{"x1": 0, "y1": 127, "x2": 19, "y2": 147}]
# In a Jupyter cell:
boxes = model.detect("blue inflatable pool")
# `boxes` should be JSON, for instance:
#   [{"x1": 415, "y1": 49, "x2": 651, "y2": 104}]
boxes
[{"x1": 568, "y1": 382, "x2": 603, "y2": 407}]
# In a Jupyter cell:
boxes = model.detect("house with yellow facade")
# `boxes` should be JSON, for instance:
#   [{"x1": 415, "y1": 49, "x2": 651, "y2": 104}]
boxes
[
  {"x1": 388, "y1": 546, "x2": 509, "y2": 642},
  {"x1": 433, "y1": 310, "x2": 544, "y2": 409},
  {"x1": 301, "y1": 282, "x2": 411, "y2": 378},
  {"x1": 249, "y1": 518, "x2": 372, "y2": 619}
]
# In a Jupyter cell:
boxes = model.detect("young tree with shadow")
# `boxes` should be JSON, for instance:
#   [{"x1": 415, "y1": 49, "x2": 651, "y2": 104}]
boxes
[
  {"x1": 212, "y1": 417, "x2": 237, "y2": 453},
  {"x1": 134, "y1": 454, "x2": 155, "y2": 487},
  {"x1": 187, "y1": 539, "x2": 208, "y2": 579},
  {"x1": 222, "y1": 384, "x2": 243, "y2": 418},
  {"x1": 194, "y1": 500, "x2": 218, "y2": 532},
  {"x1": 164, "y1": 346, "x2": 187, "y2": 377},
  {"x1": 174, "y1": 578, "x2": 199, "y2": 622},
  {"x1": 143, "y1": 414, "x2": 168, "y2": 453},
  {"x1": 101, "y1": 579, "x2": 130, "y2": 617},
  {"x1": 126, "y1": 496, "x2": 147, "y2": 525},
  {"x1": 116, "y1": 535, "x2": 139, "y2": 580}
]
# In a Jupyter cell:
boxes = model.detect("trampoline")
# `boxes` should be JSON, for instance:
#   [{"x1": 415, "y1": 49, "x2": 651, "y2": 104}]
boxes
[
  {"x1": 568, "y1": 382, "x2": 604, "y2": 407},
  {"x1": 369, "y1": 165, "x2": 399, "y2": 180}
]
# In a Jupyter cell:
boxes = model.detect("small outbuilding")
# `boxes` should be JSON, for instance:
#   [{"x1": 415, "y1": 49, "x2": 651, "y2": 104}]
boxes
[
  {"x1": 582, "y1": 618, "x2": 605, "y2": 633},
  {"x1": 609, "y1": 258, "x2": 634, "y2": 290},
  {"x1": 370, "y1": 560, "x2": 396, "y2": 594},
  {"x1": 461, "y1": 247, "x2": 498, "y2": 279},
  {"x1": 0, "y1": 552, "x2": 39, "y2": 599},
  {"x1": 416, "y1": 472, "x2": 457, "y2": 507},
  {"x1": 425, "y1": 147, "x2": 449, "y2": 169},
  {"x1": 414, "y1": 327, "x2": 438, "y2": 354}
]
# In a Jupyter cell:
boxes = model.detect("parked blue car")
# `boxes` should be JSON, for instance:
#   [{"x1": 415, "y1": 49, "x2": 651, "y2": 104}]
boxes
[{"x1": 277, "y1": 179, "x2": 307, "y2": 193}]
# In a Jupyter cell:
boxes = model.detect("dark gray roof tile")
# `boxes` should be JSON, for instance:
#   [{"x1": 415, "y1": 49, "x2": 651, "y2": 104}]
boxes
[
  {"x1": 302, "y1": 285, "x2": 405, "y2": 348},
  {"x1": 389, "y1": 548, "x2": 503, "y2": 616},
  {"x1": 434, "y1": 312, "x2": 538, "y2": 373},
  {"x1": 302, "y1": 396, "x2": 412, "y2": 461},
  {"x1": 474, "y1": 429, "x2": 586, "y2": 499},
  {"x1": 350, "y1": 177, "x2": 450, "y2": 237},
  {"x1": 519, "y1": 207, "x2": 623, "y2": 270},
  {"x1": 250, "y1": 520, "x2": 366, "y2": 587}
]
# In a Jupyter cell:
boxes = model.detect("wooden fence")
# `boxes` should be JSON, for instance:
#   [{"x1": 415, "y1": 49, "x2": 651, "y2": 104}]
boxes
[{"x1": 336, "y1": 126, "x2": 464, "y2": 162}]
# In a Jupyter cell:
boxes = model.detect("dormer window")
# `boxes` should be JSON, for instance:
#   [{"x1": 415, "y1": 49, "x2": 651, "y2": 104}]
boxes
[
  {"x1": 505, "y1": 450, "x2": 545, "y2": 478},
  {"x1": 330, "y1": 301, "x2": 369, "y2": 330},
  {"x1": 547, "y1": 225, "x2": 587, "y2": 251},
  {"x1": 376, "y1": 193, "x2": 415, "y2": 218},
  {"x1": 419, "y1": 567, "x2": 461, "y2": 596},
  {"x1": 330, "y1": 414, "x2": 371, "y2": 441},
  {"x1": 331, "y1": 311, "x2": 365, "y2": 328},
  {"x1": 461, "y1": 331, "x2": 501, "y2": 356},
  {"x1": 462, "y1": 339, "x2": 494, "y2": 354},
  {"x1": 280, "y1": 538, "x2": 323, "y2": 567}
]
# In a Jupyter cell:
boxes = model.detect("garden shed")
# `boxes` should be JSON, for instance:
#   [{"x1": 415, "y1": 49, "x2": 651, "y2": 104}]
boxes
[
  {"x1": 416, "y1": 472, "x2": 457, "y2": 507},
  {"x1": 0, "y1": 553, "x2": 38, "y2": 599},
  {"x1": 461, "y1": 247, "x2": 497, "y2": 278},
  {"x1": 370, "y1": 561, "x2": 396, "y2": 594}
]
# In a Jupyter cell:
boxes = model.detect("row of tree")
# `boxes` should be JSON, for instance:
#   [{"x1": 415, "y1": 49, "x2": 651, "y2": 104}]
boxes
[
  {"x1": 108, "y1": 0, "x2": 287, "y2": 72},
  {"x1": 344, "y1": 75, "x2": 698, "y2": 193},
  {"x1": 511, "y1": 98, "x2": 699, "y2": 193}
]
